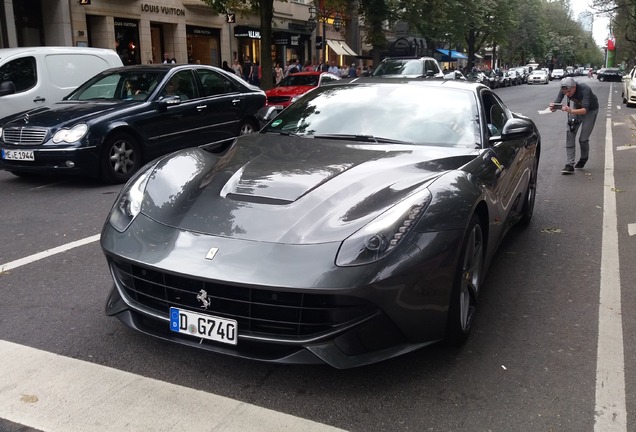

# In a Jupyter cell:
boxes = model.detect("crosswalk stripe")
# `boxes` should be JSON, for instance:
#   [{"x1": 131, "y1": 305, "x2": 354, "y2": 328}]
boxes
[{"x1": 0, "y1": 340, "x2": 346, "y2": 432}]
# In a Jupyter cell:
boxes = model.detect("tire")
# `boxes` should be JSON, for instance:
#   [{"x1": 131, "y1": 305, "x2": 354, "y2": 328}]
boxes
[
  {"x1": 444, "y1": 214, "x2": 484, "y2": 345},
  {"x1": 622, "y1": 91, "x2": 628, "y2": 104},
  {"x1": 239, "y1": 119, "x2": 258, "y2": 135},
  {"x1": 100, "y1": 132, "x2": 142, "y2": 184},
  {"x1": 599, "y1": 76, "x2": 605, "y2": 82},
  {"x1": 519, "y1": 156, "x2": 538, "y2": 227}
]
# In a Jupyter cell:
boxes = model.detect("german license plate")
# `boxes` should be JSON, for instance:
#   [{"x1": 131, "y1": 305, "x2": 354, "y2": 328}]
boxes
[
  {"x1": 2, "y1": 149, "x2": 35, "y2": 161},
  {"x1": 169, "y1": 307, "x2": 238, "y2": 345}
]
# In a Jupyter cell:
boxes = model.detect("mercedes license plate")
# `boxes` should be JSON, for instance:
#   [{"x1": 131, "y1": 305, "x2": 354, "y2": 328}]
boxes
[
  {"x1": 169, "y1": 307, "x2": 237, "y2": 345},
  {"x1": 2, "y1": 149, "x2": 35, "y2": 161}
]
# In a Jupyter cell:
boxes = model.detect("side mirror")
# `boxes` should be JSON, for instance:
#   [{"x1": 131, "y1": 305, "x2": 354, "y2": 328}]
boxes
[
  {"x1": 157, "y1": 95, "x2": 181, "y2": 111},
  {"x1": 256, "y1": 106, "x2": 281, "y2": 125},
  {"x1": 500, "y1": 117, "x2": 534, "y2": 138},
  {"x1": 0, "y1": 80, "x2": 16, "y2": 96}
]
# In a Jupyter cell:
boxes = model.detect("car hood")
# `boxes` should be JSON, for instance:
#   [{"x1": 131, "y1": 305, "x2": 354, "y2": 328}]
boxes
[
  {"x1": 2, "y1": 101, "x2": 132, "y2": 127},
  {"x1": 266, "y1": 85, "x2": 314, "y2": 98},
  {"x1": 140, "y1": 134, "x2": 478, "y2": 244}
]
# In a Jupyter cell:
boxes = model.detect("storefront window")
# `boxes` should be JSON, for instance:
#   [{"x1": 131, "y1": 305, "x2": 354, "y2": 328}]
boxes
[
  {"x1": 115, "y1": 18, "x2": 140, "y2": 65},
  {"x1": 186, "y1": 26, "x2": 221, "y2": 66}
]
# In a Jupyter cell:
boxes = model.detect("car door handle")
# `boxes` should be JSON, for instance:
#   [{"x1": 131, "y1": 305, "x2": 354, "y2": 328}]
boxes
[
  {"x1": 33, "y1": 97, "x2": 46, "y2": 102},
  {"x1": 196, "y1": 105, "x2": 208, "y2": 111},
  {"x1": 231, "y1": 99, "x2": 241, "y2": 105}
]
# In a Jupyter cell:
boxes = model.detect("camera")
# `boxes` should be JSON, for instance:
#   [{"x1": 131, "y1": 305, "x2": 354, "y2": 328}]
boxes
[{"x1": 568, "y1": 117, "x2": 581, "y2": 132}]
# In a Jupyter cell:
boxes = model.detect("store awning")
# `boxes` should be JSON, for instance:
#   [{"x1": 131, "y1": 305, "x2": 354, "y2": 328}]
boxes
[
  {"x1": 435, "y1": 48, "x2": 468, "y2": 59},
  {"x1": 327, "y1": 40, "x2": 359, "y2": 56},
  {"x1": 182, "y1": 0, "x2": 210, "y2": 8},
  {"x1": 327, "y1": 40, "x2": 347, "y2": 55}
]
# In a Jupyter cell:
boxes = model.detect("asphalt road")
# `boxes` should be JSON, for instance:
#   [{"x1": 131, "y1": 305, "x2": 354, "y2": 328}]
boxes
[{"x1": 1, "y1": 78, "x2": 635, "y2": 432}]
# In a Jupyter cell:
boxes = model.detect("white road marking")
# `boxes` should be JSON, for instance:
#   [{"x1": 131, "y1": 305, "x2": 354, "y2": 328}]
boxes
[
  {"x1": 594, "y1": 87, "x2": 627, "y2": 431},
  {"x1": 617, "y1": 145, "x2": 636, "y2": 151},
  {"x1": 628, "y1": 223, "x2": 636, "y2": 236},
  {"x1": 0, "y1": 340, "x2": 346, "y2": 432},
  {"x1": 0, "y1": 234, "x2": 100, "y2": 274}
]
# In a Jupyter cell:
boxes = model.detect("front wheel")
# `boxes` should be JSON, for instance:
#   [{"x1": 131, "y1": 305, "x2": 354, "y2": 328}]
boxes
[
  {"x1": 444, "y1": 215, "x2": 484, "y2": 345},
  {"x1": 100, "y1": 132, "x2": 142, "y2": 184},
  {"x1": 599, "y1": 76, "x2": 605, "y2": 82}
]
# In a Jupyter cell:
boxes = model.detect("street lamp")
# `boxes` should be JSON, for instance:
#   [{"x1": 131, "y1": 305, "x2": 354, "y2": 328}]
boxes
[{"x1": 306, "y1": 3, "x2": 344, "y2": 64}]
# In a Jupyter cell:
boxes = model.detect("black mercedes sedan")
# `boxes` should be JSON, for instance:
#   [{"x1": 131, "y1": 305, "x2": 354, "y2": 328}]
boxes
[
  {"x1": 102, "y1": 78, "x2": 541, "y2": 368},
  {"x1": 0, "y1": 64, "x2": 266, "y2": 183},
  {"x1": 597, "y1": 67, "x2": 623, "y2": 82}
]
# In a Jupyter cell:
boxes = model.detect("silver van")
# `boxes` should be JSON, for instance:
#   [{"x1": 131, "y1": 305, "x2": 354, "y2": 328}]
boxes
[{"x1": 0, "y1": 46, "x2": 123, "y2": 119}]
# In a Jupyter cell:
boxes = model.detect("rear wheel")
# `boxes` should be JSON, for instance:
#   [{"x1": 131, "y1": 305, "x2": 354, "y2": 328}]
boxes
[
  {"x1": 519, "y1": 156, "x2": 538, "y2": 226},
  {"x1": 445, "y1": 215, "x2": 483, "y2": 345},
  {"x1": 100, "y1": 132, "x2": 141, "y2": 184},
  {"x1": 239, "y1": 119, "x2": 258, "y2": 135}
]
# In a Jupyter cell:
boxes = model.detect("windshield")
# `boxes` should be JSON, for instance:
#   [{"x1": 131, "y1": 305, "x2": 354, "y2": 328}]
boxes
[
  {"x1": 263, "y1": 83, "x2": 480, "y2": 148},
  {"x1": 373, "y1": 60, "x2": 422, "y2": 76},
  {"x1": 278, "y1": 74, "x2": 320, "y2": 87},
  {"x1": 67, "y1": 70, "x2": 167, "y2": 102}
]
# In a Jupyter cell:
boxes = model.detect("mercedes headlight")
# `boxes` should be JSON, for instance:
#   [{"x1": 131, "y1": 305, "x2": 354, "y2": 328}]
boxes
[
  {"x1": 108, "y1": 167, "x2": 153, "y2": 232},
  {"x1": 52, "y1": 124, "x2": 88, "y2": 143},
  {"x1": 336, "y1": 189, "x2": 432, "y2": 267}
]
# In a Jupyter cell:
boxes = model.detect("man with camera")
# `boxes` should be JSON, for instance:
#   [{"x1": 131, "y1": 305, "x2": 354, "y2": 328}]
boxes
[{"x1": 550, "y1": 77, "x2": 599, "y2": 174}]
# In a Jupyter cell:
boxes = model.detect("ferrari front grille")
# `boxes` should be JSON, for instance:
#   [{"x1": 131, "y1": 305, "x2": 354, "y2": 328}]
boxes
[{"x1": 111, "y1": 259, "x2": 376, "y2": 339}]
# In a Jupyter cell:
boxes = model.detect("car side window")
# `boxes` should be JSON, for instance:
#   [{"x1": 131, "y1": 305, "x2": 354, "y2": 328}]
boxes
[
  {"x1": 425, "y1": 60, "x2": 440, "y2": 75},
  {"x1": 0, "y1": 56, "x2": 37, "y2": 93},
  {"x1": 196, "y1": 69, "x2": 238, "y2": 97},
  {"x1": 483, "y1": 93, "x2": 507, "y2": 136},
  {"x1": 161, "y1": 70, "x2": 197, "y2": 100}
]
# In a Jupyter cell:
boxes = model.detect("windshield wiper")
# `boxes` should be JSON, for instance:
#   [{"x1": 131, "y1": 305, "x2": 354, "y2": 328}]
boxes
[
  {"x1": 276, "y1": 130, "x2": 305, "y2": 137},
  {"x1": 312, "y1": 134, "x2": 410, "y2": 144}
]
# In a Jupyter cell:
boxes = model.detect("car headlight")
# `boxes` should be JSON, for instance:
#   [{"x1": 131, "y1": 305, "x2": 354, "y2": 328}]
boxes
[
  {"x1": 630, "y1": 83, "x2": 636, "y2": 91},
  {"x1": 52, "y1": 124, "x2": 88, "y2": 143},
  {"x1": 336, "y1": 189, "x2": 432, "y2": 267},
  {"x1": 108, "y1": 166, "x2": 153, "y2": 232}
]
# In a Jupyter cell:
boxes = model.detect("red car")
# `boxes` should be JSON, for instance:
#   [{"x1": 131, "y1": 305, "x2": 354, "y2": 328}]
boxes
[{"x1": 265, "y1": 71, "x2": 341, "y2": 109}]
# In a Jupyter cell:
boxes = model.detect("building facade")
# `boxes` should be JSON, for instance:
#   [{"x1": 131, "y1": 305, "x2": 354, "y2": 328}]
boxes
[{"x1": 0, "y1": 0, "x2": 363, "y2": 69}]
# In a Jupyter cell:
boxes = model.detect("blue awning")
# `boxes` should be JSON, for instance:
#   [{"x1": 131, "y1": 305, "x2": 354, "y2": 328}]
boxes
[{"x1": 436, "y1": 49, "x2": 468, "y2": 61}]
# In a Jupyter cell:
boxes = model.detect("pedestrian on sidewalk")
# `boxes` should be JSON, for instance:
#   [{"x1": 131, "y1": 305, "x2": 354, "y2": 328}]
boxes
[{"x1": 549, "y1": 77, "x2": 599, "y2": 174}]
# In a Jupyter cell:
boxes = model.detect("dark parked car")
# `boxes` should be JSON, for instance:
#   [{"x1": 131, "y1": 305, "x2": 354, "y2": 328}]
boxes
[
  {"x1": 506, "y1": 69, "x2": 522, "y2": 86},
  {"x1": 372, "y1": 56, "x2": 444, "y2": 78},
  {"x1": 0, "y1": 64, "x2": 266, "y2": 183},
  {"x1": 597, "y1": 67, "x2": 623, "y2": 82},
  {"x1": 495, "y1": 70, "x2": 510, "y2": 87},
  {"x1": 465, "y1": 71, "x2": 490, "y2": 86},
  {"x1": 102, "y1": 79, "x2": 540, "y2": 368},
  {"x1": 486, "y1": 70, "x2": 500, "y2": 88}
]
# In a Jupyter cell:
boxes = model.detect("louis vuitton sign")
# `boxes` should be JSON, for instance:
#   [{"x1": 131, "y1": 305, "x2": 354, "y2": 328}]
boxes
[{"x1": 141, "y1": 4, "x2": 186, "y2": 16}]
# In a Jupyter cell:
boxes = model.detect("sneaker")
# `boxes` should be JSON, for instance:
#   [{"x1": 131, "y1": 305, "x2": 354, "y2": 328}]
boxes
[
  {"x1": 561, "y1": 164, "x2": 574, "y2": 174},
  {"x1": 574, "y1": 158, "x2": 588, "y2": 168}
]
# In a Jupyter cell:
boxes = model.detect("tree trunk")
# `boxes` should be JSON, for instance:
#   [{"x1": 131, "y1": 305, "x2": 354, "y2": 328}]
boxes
[{"x1": 259, "y1": 0, "x2": 274, "y2": 90}]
